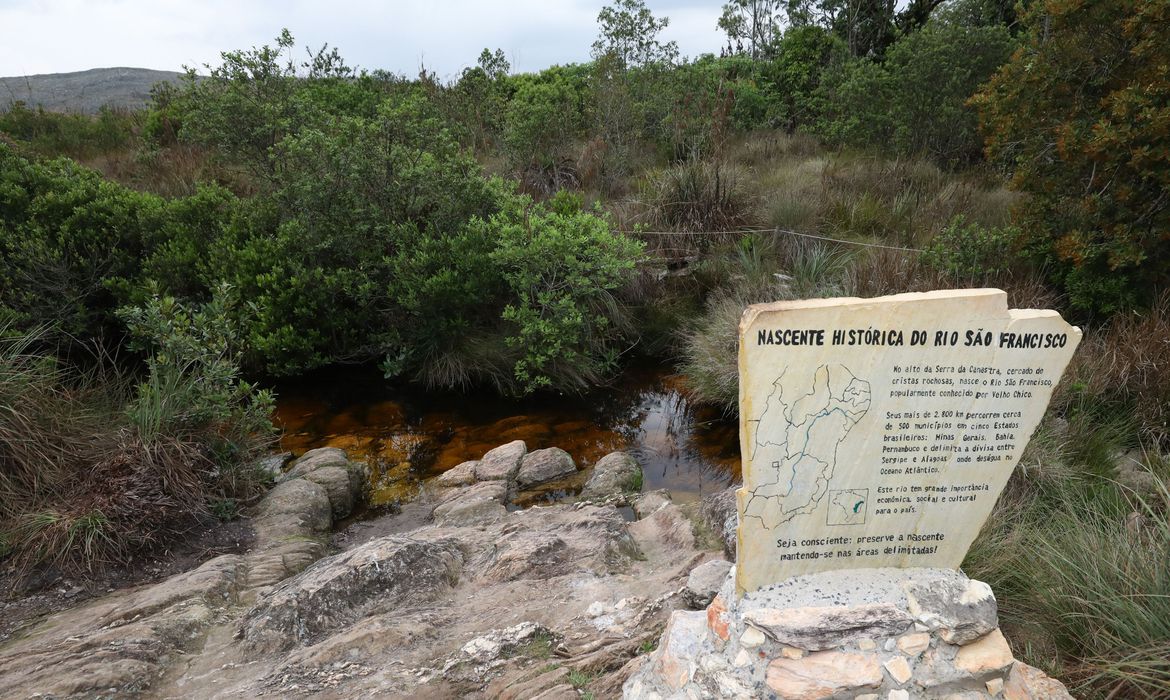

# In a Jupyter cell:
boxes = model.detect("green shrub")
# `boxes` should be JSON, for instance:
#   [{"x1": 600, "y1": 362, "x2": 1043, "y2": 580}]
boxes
[
  {"x1": 0, "y1": 103, "x2": 137, "y2": 160},
  {"x1": 488, "y1": 196, "x2": 642, "y2": 392},
  {"x1": 921, "y1": 215, "x2": 1023, "y2": 282}
]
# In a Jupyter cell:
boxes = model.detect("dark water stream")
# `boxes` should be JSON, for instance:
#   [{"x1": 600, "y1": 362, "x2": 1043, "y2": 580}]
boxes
[{"x1": 274, "y1": 365, "x2": 740, "y2": 512}]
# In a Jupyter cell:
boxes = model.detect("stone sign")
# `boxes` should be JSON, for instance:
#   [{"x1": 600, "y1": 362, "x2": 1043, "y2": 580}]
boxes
[{"x1": 735, "y1": 289, "x2": 1080, "y2": 596}]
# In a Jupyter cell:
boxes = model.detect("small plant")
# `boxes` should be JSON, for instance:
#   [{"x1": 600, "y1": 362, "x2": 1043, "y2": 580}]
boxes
[
  {"x1": 640, "y1": 157, "x2": 753, "y2": 235},
  {"x1": 567, "y1": 669, "x2": 595, "y2": 689},
  {"x1": 639, "y1": 638, "x2": 657, "y2": 654},
  {"x1": 209, "y1": 498, "x2": 239, "y2": 522},
  {"x1": 520, "y1": 632, "x2": 555, "y2": 660}
]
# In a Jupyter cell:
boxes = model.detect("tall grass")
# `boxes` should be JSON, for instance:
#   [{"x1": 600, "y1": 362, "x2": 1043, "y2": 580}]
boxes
[
  {"x1": 0, "y1": 322, "x2": 274, "y2": 576},
  {"x1": 679, "y1": 234, "x2": 852, "y2": 408},
  {"x1": 966, "y1": 410, "x2": 1170, "y2": 698}
]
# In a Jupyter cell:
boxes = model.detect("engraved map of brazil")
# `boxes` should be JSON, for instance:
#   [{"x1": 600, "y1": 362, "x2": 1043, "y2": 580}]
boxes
[{"x1": 743, "y1": 365, "x2": 871, "y2": 529}]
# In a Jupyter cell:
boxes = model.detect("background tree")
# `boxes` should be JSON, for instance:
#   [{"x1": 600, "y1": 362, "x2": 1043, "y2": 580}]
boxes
[
  {"x1": 977, "y1": 0, "x2": 1170, "y2": 313},
  {"x1": 718, "y1": 0, "x2": 786, "y2": 58},
  {"x1": 590, "y1": 0, "x2": 679, "y2": 69}
]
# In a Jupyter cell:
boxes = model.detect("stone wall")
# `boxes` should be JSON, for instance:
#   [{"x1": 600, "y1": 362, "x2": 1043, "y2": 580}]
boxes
[{"x1": 624, "y1": 567, "x2": 1072, "y2": 700}]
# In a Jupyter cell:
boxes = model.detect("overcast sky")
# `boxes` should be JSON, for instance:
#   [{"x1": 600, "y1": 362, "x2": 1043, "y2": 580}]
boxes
[{"x1": 0, "y1": 0, "x2": 728, "y2": 79}]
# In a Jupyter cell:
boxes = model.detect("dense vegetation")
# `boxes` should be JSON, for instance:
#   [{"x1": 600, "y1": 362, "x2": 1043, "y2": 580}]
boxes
[{"x1": 2, "y1": 1, "x2": 1168, "y2": 695}]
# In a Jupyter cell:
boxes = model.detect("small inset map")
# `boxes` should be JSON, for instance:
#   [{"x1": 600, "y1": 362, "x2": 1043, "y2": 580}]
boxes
[{"x1": 828, "y1": 489, "x2": 868, "y2": 525}]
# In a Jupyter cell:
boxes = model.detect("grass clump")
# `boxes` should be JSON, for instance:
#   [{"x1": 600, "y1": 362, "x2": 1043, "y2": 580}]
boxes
[
  {"x1": 966, "y1": 408, "x2": 1170, "y2": 699},
  {"x1": 638, "y1": 158, "x2": 754, "y2": 236},
  {"x1": 0, "y1": 292, "x2": 274, "y2": 576}
]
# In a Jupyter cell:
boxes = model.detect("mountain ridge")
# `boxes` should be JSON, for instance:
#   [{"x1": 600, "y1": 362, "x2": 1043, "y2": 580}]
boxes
[{"x1": 0, "y1": 67, "x2": 185, "y2": 114}]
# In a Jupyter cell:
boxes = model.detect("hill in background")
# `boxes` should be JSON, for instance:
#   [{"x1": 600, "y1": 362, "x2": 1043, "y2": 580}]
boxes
[{"x1": 0, "y1": 67, "x2": 183, "y2": 113}]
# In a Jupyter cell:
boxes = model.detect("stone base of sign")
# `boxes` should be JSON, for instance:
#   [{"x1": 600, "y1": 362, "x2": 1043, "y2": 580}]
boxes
[{"x1": 623, "y1": 566, "x2": 1071, "y2": 700}]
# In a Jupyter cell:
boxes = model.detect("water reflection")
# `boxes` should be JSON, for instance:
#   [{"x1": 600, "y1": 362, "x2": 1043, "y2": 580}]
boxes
[{"x1": 273, "y1": 365, "x2": 740, "y2": 509}]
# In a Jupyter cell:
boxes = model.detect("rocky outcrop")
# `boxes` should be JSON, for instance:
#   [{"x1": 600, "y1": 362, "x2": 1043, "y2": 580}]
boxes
[
  {"x1": 239, "y1": 536, "x2": 464, "y2": 653},
  {"x1": 624, "y1": 566, "x2": 1073, "y2": 700},
  {"x1": 0, "y1": 446, "x2": 368, "y2": 698},
  {"x1": 684, "y1": 559, "x2": 733, "y2": 609},
  {"x1": 580, "y1": 451, "x2": 643, "y2": 500}
]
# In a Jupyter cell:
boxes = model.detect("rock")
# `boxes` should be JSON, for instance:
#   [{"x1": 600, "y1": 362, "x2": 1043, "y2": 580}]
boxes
[
  {"x1": 897, "y1": 631, "x2": 931, "y2": 656},
  {"x1": 252, "y1": 478, "x2": 333, "y2": 541},
  {"x1": 954, "y1": 629, "x2": 1015, "y2": 676},
  {"x1": 432, "y1": 480, "x2": 509, "y2": 526},
  {"x1": 706, "y1": 595, "x2": 730, "y2": 643},
  {"x1": 478, "y1": 531, "x2": 570, "y2": 582},
  {"x1": 883, "y1": 655, "x2": 913, "y2": 684},
  {"x1": 1004, "y1": 661, "x2": 1073, "y2": 700},
  {"x1": 740, "y1": 626, "x2": 766, "y2": 649},
  {"x1": 239, "y1": 535, "x2": 463, "y2": 653},
  {"x1": 516, "y1": 447, "x2": 576, "y2": 488},
  {"x1": 1114, "y1": 449, "x2": 1161, "y2": 500},
  {"x1": 700, "y1": 485, "x2": 738, "y2": 560},
  {"x1": 257, "y1": 451, "x2": 293, "y2": 478},
  {"x1": 434, "y1": 459, "x2": 478, "y2": 487},
  {"x1": 905, "y1": 576, "x2": 998, "y2": 644},
  {"x1": 627, "y1": 502, "x2": 695, "y2": 557},
  {"x1": 653, "y1": 610, "x2": 709, "y2": 691},
  {"x1": 632, "y1": 489, "x2": 673, "y2": 519},
  {"x1": 433, "y1": 497, "x2": 507, "y2": 527},
  {"x1": 303, "y1": 465, "x2": 359, "y2": 519},
  {"x1": 475, "y1": 440, "x2": 526, "y2": 482},
  {"x1": 684, "y1": 559, "x2": 733, "y2": 609},
  {"x1": 743, "y1": 603, "x2": 914, "y2": 651},
  {"x1": 765, "y1": 651, "x2": 883, "y2": 699},
  {"x1": 282, "y1": 447, "x2": 349, "y2": 481},
  {"x1": 888, "y1": 690, "x2": 910, "y2": 700},
  {"x1": 458, "y1": 622, "x2": 549, "y2": 664},
  {"x1": 987, "y1": 676, "x2": 1005, "y2": 695},
  {"x1": 579, "y1": 451, "x2": 642, "y2": 500}
]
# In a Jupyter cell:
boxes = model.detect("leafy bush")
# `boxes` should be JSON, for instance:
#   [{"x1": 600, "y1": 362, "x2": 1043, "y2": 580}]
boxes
[
  {"x1": 814, "y1": 19, "x2": 1014, "y2": 165},
  {"x1": 488, "y1": 196, "x2": 642, "y2": 392},
  {"x1": 921, "y1": 215, "x2": 1023, "y2": 282},
  {"x1": 503, "y1": 67, "x2": 587, "y2": 193},
  {"x1": 0, "y1": 143, "x2": 158, "y2": 340},
  {"x1": 977, "y1": 0, "x2": 1170, "y2": 314},
  {"x1": 0, "y1": 103, "x2": 137, "y2": 160}
]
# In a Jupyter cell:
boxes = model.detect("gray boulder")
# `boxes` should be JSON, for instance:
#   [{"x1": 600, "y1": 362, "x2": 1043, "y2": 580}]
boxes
[
  {"x1": 743, "y1": 603, "x2": 914, "y2": 651},
  {"x1": 432, "y1": 480, "x2": 509, "y2": 527},
  {"x1": 434, "y1": 459, "x2": 479, "y2": 487},
  {"x1": 303, "y1": 466, "x2": 360, "y2": 520},
  {"x1": 516, "y1": 447, "x2": 577, "y2": 488},
  {"x1": 475, "y1": 440, "x2": 527, "y2": 482},
  {"x1": 904, "y1": 576, "x2": 998, "y2": 645},
  {"x1": 579, "y1": 452, "x2": 642, "y2": 500},
  {"x1": 239, "y1": 535, "x2": 463, "y2": 653},
  {"x1": 282, "y1": 447, "x2": 349, "y2": 481}
]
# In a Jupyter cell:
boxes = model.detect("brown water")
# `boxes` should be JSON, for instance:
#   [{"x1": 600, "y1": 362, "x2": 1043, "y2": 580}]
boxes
[{"x1": 274, "y1": 365, "x2": 740, "y2": 511}]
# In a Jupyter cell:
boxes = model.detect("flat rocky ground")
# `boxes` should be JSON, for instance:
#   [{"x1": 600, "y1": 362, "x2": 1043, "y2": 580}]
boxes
[{"x1": 0, "y1": 444, "x2": 726, "y2": 699}]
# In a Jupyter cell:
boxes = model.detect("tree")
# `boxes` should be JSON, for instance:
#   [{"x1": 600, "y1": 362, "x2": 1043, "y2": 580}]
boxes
[
  {"x1": 591, "y1": 0, "x2": 679, "y2": 68},
  {"x1": 977, "y1": 0, "x2": 1170, "y2": 313},
  {"x1": 719, "y1": 0, "x2": 786, "y2": 59}
]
